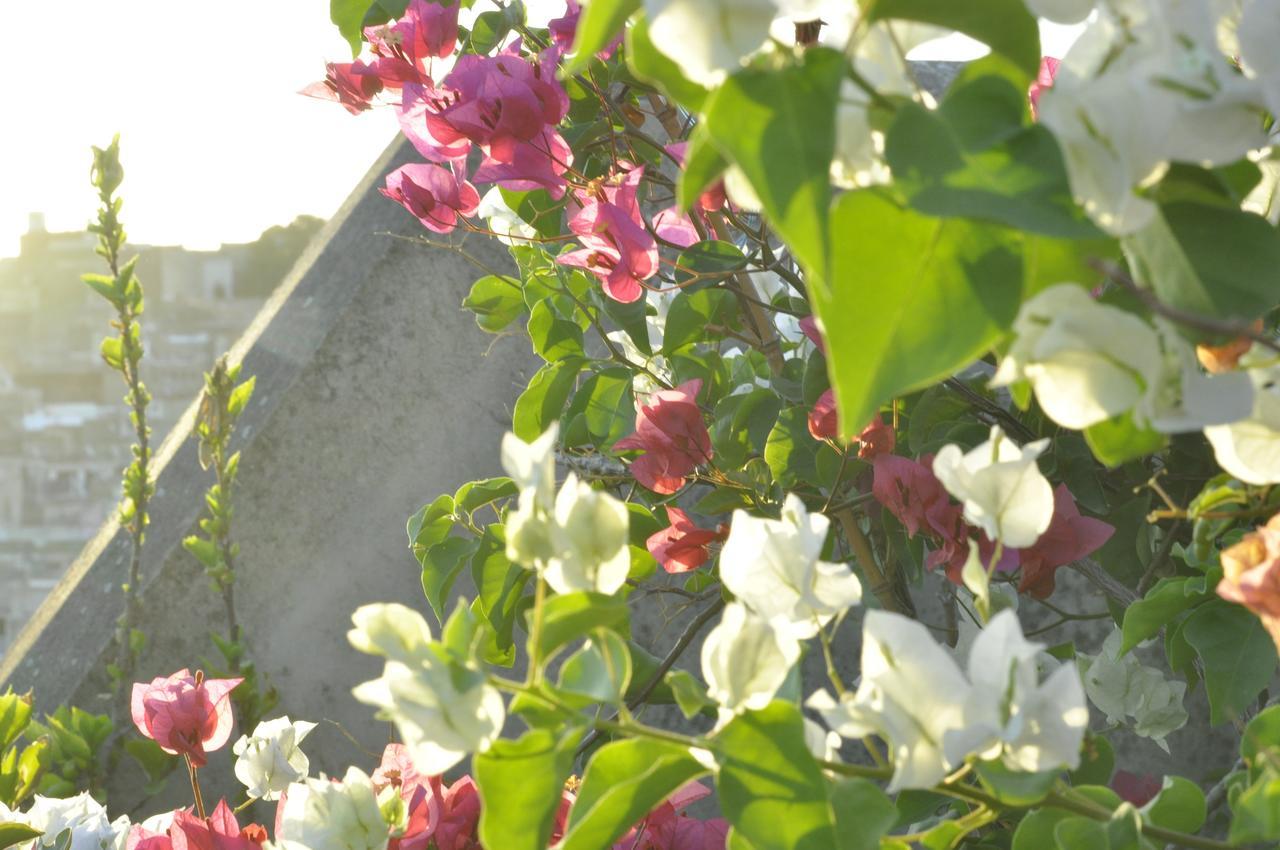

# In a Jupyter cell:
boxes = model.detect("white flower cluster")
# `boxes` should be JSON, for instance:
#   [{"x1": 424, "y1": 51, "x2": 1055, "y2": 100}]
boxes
[
  {"x1": 1079, "y1": 629, "x2": 1189, "y2": 752},
  {"x1": 993, "y1": 284, "x2": 1280, "y2": 483},
  {"x1": 1039, "y1": 0, "x2": 1275, "y2": 236},
  {"x1": 349, "y1": 603, "x2": 505, "y2": 776},
  {"x1": 701, "y1": 494, "x2": 863, "y2": 721},
  {"x1": 502, "y1": 424, "x2": 633, "y2": 596},
  {"x1": 808, "y1": 610, "x2": 1089, "y2": 791}
]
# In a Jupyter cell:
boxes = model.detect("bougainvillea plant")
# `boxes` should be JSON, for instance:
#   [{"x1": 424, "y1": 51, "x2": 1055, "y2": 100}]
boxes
[{"x1": 8, "y1": 0, "x2": 1280, "y2": 847}]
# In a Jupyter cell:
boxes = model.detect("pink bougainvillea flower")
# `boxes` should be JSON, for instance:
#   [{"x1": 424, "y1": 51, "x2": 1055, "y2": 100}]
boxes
[
  {"x1": 374, "y1": 744, "x2": 443, "y2": 850},
  {"x1": 380, "y1": 163, "x2": 480, "y2": 234},
  {"x1": 1217, "y1": 512, "x2": 1280, "y2": 654},
  {"x1": 856, "y1": 415, "x2": 896, "y2": 461},
  {"x1": 613, "y1": 781, "x2": 729, "y2": 850},
  {"x1": 430, "y1": 776, "x2": 483, "y2": 850},
  {"x1": 398, "y1": 83, "x2": 478, "y2": 162},
  {"x1": 472, "y1": 128, "x2": 574, "y2": 199},
  {"x1": 1029, "y1": 56, "x2": 1059, "y2": 119},
  {"x1": 301, "y1": 62, "x2": 384, "y2": 114},
  {"x1": 615, "y1": 380, "x2": 713, "y2": 494},
  {"x1": 872, "y1": 453, "x2": 1015, "y2": 584},
  {"x1": 131, "y1": 669, "x2": 242, "y2": 768},
  {"x1": 799, "y1": 316, "x2": 825, "y2": 353},
  {"x1": 360, "y1": 0, "x2": 460, "y2": 88},
  {"x1": 558, "y1": 166, "x2": 660, "y2": 302},
  {"x1": 1112, "y1": 770, "x2": 1163, "y2": 808},
  {"x1": 172, "y1": 801, "x2": 267, "y2": 850},
  {"x1": 547, "y1": 0, "x2": 622, "y2": 61},
  {"x1": 647, "y1": 507, "x2": 727, "y2": 573},
  {"x1": 665, "y1": 142, "x2": 727, "y2": 214},
  {"x1": 652, "y1": 207, "x2": 700, "y2": 249},
  {"x1": 1016, "y1": 484, "x2": 1114, "y2": 598},
  {"x1": 808, "y1": 389, "x2": 839, "y2": 441}
]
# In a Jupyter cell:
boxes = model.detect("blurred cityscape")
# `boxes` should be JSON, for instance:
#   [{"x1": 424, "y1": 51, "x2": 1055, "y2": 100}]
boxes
[{"x1": 0, "y1": 213, "x2": 324, "y2": 651}]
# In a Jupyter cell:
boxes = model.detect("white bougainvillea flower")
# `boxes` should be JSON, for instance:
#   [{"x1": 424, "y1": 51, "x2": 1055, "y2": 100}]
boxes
[
  {"x1": 1040, "y1": 1, "x2": 1266, "y2": 235},
  {"x1": 1137, "y1": 321, "x2": 1253, "y2": 433},
  {"x1": 1079, "y1": 629, "x2": 1188, "y2": 751},
  {"x1": 991, "y1": 284, "x2": 1164, "y2": 430},
  {"x1": 644, "y1": 0, "x2": 780, "y2": 85},
  {"x1": 1240, "y1": 0, "x2": 1280, "y2": 116},
  {"x1": 350, "y1": 605, "x2": 505, "y2": 775},
  {"x1": 1024, "y1": 0, "x2": 1094, "y2": 23},
  {"x1": 943, "y1": 610, "x2": 1089, "y2": 773},
  {"x1": 719, "y1": 493, "x2": 863, "y2": 639},
  {"x1": 348, "y1": 602, "x2": 435, "y2": 666},
  {"x1": 807, "y1": 612, "x2": 968, "y2": 791},
  {"x1": 277, "y1": 767, "x2": 390, "y2": 850},
  {"x1": 1204, "y1": 357, "x2": 1280, "y2": 484},
  {"x1": 477, "y1": 187, "x2": 537, "y2": 246},
  {"x1": 701, "y1": 602, "x2": 800, "y2": 720},
  {"x1": 20, "y1": 793, "x2": 121, "y2": 850},
  {"x1": 933, "y1": 426, "x2": 1055, "y2": 549},
  {"x1": 545, "y1": 473, "x2": 631, "y2": 595},
  {"x1": 232, "y1": 716, "x2": 318, "y2": 801},
  {"x1": 501, "y1": 423, "x2": 558, "y2": 510}
]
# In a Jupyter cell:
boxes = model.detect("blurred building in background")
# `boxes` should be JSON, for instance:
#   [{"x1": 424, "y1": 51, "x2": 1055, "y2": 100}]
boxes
[{"x1": 0, "y1": 213, "x2": 323, "y2": 649}]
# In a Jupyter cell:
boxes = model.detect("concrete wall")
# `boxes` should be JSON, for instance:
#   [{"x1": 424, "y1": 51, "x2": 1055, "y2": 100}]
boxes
[{"x1": 0, "y1": 135, "x2": 533, "y2": 810}]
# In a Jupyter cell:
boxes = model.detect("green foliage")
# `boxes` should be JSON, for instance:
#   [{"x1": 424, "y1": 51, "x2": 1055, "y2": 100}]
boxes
[
  {"x1": 26, "y1": 705, "x2": 111, "y2": 800},
  {"x1": 559, "y1": 738, "x2": 707, "y2": 850},
  {"x1": 700, "y1": 49, "x2": 845, "y2": 278},
  {"x1": 715, "y1": 702, "x2": 845, "y2": 849},
  {"x1": 475, "y1": 728, "x2": 583, "y2": 850},
  {"x1": 564, "y1": 0, "x2": 638, "y2": 73},
  {"x1": 819, "y1": 189, "x2": 1023, "y2": 438},
  {"x1": 864, "y1": 0, "x2": 1041, "y2": 77},
  {"x1": 1184, "y1": 600, "x2": 1279, "y2": 725}
]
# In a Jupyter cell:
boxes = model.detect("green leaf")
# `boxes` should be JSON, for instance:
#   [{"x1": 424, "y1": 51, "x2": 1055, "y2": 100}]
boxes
[
  {"x1": 419, "y1": 537, "x2": 478, "y2": 622},
  {"x1": 1184, "y1": 600, "x2": 1279, "y2": 725},
  {"x1": 227, "y1": 376, "x2": 255, "y2": 419},
  {"x1": 529, "y1": 300, "x2": 585, "y2": 361},
  {"x1": 0, "y1": 694, "x2": 31, "y2": 754},
  {"x1": 81, "y1": 273, "x2": 119, "y2": 304},
  {"x1": 469, "y1": 10, "x2": 512, "y2": 55},
  {"x1": 464, "y1": 275, "x2": 528, "y2": 333},
  {"x1": 1069, "y1": 734, "x2": 1115, "y2": 787},
  {"x1": 716, "y1": 702, "x2": 838, "y2": 849},
  {"x1": 973, "y1": 759, "x2": 1058, "y2": 806},
  {"x1": 535, "y1": 592, "x2": 630, "y2": 660},
  {"x1": 666, "y1": 670, "x2": 713, "y2": 720},
  {"x1": 1053, "y1": 816, "x2": 1108, "y2": 849},
  {"x1": 676, "y1": 125, "x2": 729, "y2": 212},
  {"x1": 559, "y1": 739, "x2": 708, "y2": 850},
  {"x1": 99, "y1": 337, "x2": 124, "y2": 371},
  {"x1": 565, "y1": 368, "x2": 634, "y2": 446},
  {"x1": 475, "y1": 728, "x2": 583, "y2": 850},
  {"x1": 1145, "y1": 776, "x2": 1205, "y2": 835},
  {"x1": 764, "y1": 406, "x2": 819, "y2": 488},
  {"x1": 820, "y1": 189, "x2": 1022, "y2": 439},
  {"x1": 664, "y1": 288, "x2": 736, "y2": 353},
  {"x1": 674, "y1": 241, "x2": 747, "y2": 291},
  {"x1": 626, "y1": 14, "x2": 709, "y2": 113},
  {"x1": 701, "y1": 49, "x2": 845, "y2": 277},
  {"x1": 1120, "y1": 577, "x2": 1208, "y2": 654},
  {"x1": 471, "y1": 526, "x2": 531, "y2": 665},
  {"x1": 712, "y1": 389, "x2": 783, "y2": 470},
  {"x1": 864, "y1": 0, "x2": 1042, "y2": 78},
  {"x1": 455, "y1": 478, "x2": 519, "y2": 514},
  {"x1": 564, "y1": 0, "x2": 638, "y2": 73},
  {"x1": 885, "y1": 99, "x2": 1101, "y2": 238},
  {"x1": 828, "y1": 778, "x2": 896, "y2": 850},
  {"x1": 513, "y1": 360, "x2": 581, "y2": 441},
  {"x1": 1124, "y1": 200, "x2": 1280, "y2": 322},
  {"x1": 557, "y1": 630, "x2": 633, "y2": 707},
  {"x1": 1244, "y1": 705, "x2": 1280, "y2": 766},
  {"x1": 408, "y1": 494, "x2": 456, "y2": 554},
  {"x1": 1083, "y1": 410, "x2": 1167, "y2": 468},
  {"x1": 1231, "y1": 766, "x2": 1280, "y2": 843},
  {"x1": 330, "y1": 0, "x2": 371, "y2": 55},
  {"x1": 1012, "y1": 787, "x2": 1121, "y2": 850},
  {"x1": 0, "y1": 824, "x2": 42, "y2": 850}
]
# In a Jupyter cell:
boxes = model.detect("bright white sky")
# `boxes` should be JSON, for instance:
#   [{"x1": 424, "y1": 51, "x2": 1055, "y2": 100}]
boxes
[{"x1": 0, "y1": 4, "x2": 1081, "y2": 259}]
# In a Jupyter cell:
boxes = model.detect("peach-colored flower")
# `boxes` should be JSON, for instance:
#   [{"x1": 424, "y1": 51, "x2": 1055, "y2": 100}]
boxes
[
  {"x1": 1217, "y1": 513, "x2": 1280, "y2": 652},
  {"x1": 1196, "y1": 320, "x2": 1263, "y2": 374}
]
